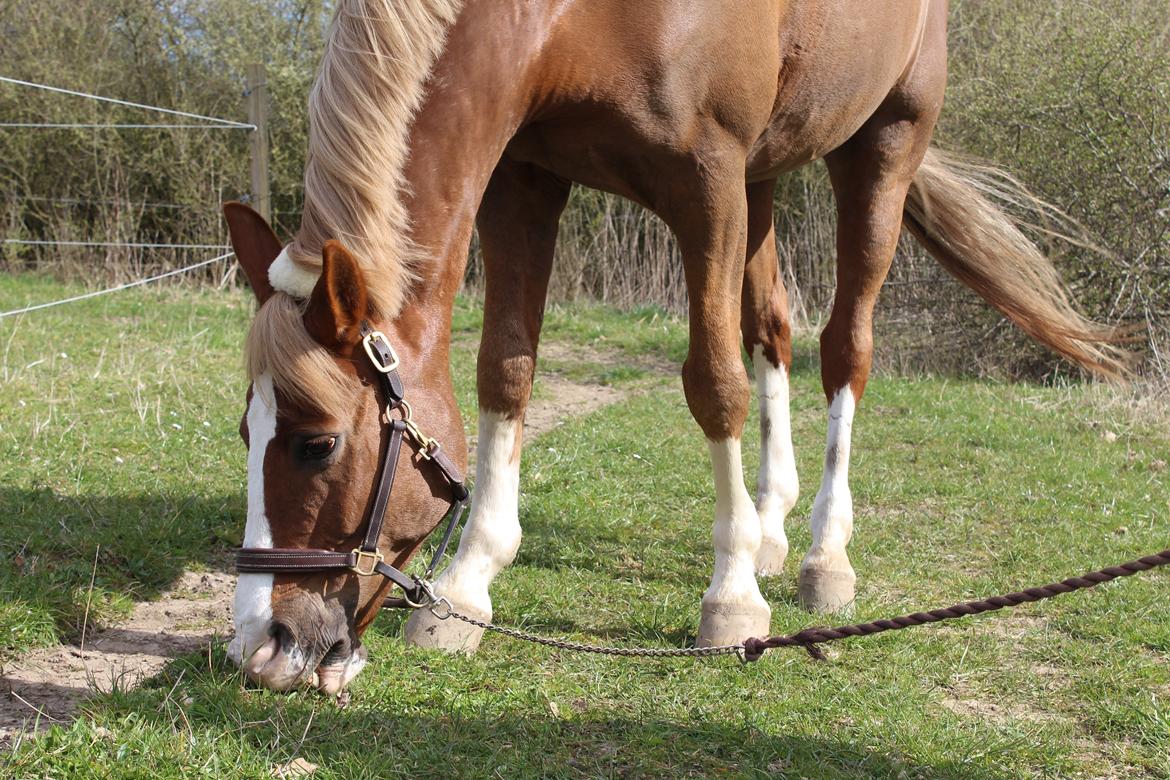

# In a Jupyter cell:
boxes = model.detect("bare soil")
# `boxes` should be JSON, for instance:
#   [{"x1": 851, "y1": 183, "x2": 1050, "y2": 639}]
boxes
[{"x1": 1, "y1": 571, "x2": 234, "y2": 740}]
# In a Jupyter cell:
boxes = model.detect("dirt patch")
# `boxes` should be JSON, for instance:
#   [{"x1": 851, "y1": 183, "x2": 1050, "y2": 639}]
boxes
[
  {"x1": 1, "y1": 571, "x2": 233, "y2": 741},
  {"x1": 524, "y1": 375, "x2": 625, "y2": 440},
  {"x1": 1, "y1": 341, "x2": 646, "y2": 744},
  {"x1": 466, "y1": 339, "x2": 667, "y2": 461},
  {"x1": 538, "y1": 340, "x2": 677, "y2": 378},
  {"x1": 984, "y1": 613, "x2": 1047, "y2": 641},
  {"x1": 940, "y1": 691, "x2": 1058, "y2": 724}
]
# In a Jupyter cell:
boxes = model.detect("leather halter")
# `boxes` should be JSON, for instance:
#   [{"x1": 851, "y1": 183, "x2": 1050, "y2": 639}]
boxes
[{"x1": 235, "y1": 322, "x2": 470, "y2": 607}]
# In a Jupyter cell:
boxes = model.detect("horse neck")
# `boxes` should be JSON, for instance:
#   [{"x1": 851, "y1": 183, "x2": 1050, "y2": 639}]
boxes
[{"x1": 389, "y1": 2, "x2": 548, "y2": 353}]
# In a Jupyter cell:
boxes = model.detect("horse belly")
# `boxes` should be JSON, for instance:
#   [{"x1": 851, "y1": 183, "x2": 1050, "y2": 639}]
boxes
[{"x1": 748, "y1": 0, "x2": 934, "y2": 178}]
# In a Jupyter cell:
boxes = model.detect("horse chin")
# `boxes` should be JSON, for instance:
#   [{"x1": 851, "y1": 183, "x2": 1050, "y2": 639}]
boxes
[{"x1": 313, "y1": 645, "x2": 368, "y2": 695}]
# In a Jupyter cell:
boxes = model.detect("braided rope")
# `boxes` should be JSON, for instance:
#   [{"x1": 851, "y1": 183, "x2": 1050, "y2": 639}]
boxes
[
  {"x1": 741, "y1": 548, "x2": 1170, "y2": 661},
  {"x1": 432, "y1": 549, "x2": 1170, "y2": 662}
]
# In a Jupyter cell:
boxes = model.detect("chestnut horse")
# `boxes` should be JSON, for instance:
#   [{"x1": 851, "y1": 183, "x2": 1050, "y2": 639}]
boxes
[{"x1": 223, "y1": 0, "x2": 1128, "y2": 692}]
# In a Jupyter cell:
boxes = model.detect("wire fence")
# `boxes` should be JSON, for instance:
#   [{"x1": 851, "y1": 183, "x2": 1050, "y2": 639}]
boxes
[
  {"x1": 1, "y1": 75, "x2": 254, "y2": 318},
  {"x1": 0, "y1": 76, "x2": 255, "y2": 130},
  {"x1": 3, "y1": 239, "x2": 230, "y2": 251},
  {"x1": 0, "y1": 251, "x2": 234, "y2": 320}
]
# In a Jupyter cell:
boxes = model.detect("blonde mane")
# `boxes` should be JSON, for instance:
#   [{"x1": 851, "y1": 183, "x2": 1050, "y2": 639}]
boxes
[
  {"x1": 290, "y1": 0, "x2": 463, "y2": 316},
  {"x1": 247, "y1": 0, "x2": 463, "y2": 416}
]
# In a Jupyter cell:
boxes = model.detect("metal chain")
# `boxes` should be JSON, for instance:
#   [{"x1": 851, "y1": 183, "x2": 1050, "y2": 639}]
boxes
[
  {"x1": 437, "y1": 604, "x2": 746, "y2": 659},
  {"x1": 409, "y1": 547, "x2": 1170, "y2": 663}
]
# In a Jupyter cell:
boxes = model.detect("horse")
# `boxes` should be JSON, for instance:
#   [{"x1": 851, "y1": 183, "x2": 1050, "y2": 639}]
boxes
[{"x1": 221, "y1": 0, "x2": 1130, "y2": 693}]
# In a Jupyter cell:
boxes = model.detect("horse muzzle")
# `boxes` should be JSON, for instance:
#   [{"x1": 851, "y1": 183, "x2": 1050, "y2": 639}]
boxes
[{"x1": 228, "y1": 591, "x2": 366, "y2": 694}]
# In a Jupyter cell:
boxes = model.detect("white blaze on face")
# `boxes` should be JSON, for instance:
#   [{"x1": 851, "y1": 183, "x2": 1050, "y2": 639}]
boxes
[{"x1": 227, "y1": 373, "x2": 277, "y2": 666}]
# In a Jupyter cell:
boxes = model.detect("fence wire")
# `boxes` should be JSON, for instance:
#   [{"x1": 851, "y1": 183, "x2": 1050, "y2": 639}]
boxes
[{"x1": 0, "y1": 252, "x2": 234, "y2": 320}]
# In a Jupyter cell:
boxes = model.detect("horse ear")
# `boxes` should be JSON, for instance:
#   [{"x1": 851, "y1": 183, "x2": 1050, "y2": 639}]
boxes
[
  {"x1": 303, "y1": 241, "x2": 371, "y2": 347},
  {"x1": 223, "y1": 201, "x2": 279, "y2": 303}
]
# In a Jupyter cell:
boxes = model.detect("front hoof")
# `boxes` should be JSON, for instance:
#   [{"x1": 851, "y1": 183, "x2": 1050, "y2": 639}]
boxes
[
  {"x1": 755, "y1": 537, "x2": 789, "y2": 577},
  {"x1": 403, "y1": 605, "x2": 487, "y2": 654},
  {"x1": 696, "y1": 600, "x2": 771, "y2": 648},
  {"x1": 797, "y1": 567, "x2": 856, "y2": 614}
]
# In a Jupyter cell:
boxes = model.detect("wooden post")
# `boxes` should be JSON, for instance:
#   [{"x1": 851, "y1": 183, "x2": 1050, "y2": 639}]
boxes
[{"x1": 246, "y1": 63, "x2": 270, "y2": 223}]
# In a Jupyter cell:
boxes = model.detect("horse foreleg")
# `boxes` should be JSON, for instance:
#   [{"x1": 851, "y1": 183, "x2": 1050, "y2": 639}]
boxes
[
  {"x1": 665, "y1": 160, "x2": 771, "y2": 648},
  {"x1": 404, "y1": 159, "x2": 570, "y2": 652},
  {"x1": 741, "y1": 178, "x2": 797, "y2": 577}
]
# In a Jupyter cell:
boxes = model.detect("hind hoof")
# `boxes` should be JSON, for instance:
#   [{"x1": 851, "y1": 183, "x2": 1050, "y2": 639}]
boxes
[
  {"x1": 755, "y1": 537, "x2": 789, "y2": 577},
  {"x1": 403, "y1": 604, "x2": 487, "y2": 654},
  {"x1": 697, "y1": 599, "x2": 771, "y2": 648},
  {"x1": 797, "y1": 567, "x2": 856, "y2": 614}
]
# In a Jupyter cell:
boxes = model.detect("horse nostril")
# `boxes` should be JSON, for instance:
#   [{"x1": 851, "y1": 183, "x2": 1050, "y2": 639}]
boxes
[
  {"x1": 270, "y1": 621, "x2": 296, "y2": 654},
  {"x1": 320, "y1": 638, "x2": 348, "y2": 667}
]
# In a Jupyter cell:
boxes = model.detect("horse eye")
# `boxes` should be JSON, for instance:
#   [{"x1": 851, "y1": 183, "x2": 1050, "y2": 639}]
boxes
[{"x1": 301, "y1": 435, "x2": 338, "y2": 461}]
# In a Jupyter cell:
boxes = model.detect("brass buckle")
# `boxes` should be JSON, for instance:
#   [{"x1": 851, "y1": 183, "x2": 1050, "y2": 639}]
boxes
[
  {"x1": 398, "y1": 400, "x2": 438, "y2": 459},
  {"x1": 362, "y1": 330, "x2": 400, "y2": 374},
  {"x1": 350, "y1": 548, "x2": 384, "y2": 576}
]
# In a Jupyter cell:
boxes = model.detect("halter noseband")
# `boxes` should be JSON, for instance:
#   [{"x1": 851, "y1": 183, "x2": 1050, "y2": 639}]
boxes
[{"x1": 235, "y1": 322, "x2": 470, "y2": 607}]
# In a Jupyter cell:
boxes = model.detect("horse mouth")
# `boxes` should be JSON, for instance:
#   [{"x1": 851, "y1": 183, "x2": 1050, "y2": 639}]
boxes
[
  {"x1": 232, "y1": 621, "x2": 368, "y2": 695},
  {"x1": 311, "y1": 645, "x2": 368, "y2": 695}
]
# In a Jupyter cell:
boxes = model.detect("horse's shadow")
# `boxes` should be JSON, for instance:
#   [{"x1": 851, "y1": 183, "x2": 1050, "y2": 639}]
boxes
[
  {"x1": 0, "y1": 486, "x2": 241, "y2": 641},
  {"x1": 106, "y1": 649, "x2": 1010, "y2": 780}
]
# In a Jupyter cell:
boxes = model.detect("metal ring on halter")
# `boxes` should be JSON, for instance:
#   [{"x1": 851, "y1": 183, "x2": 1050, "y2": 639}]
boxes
[
  {"x1": 428, "y1": 596, "x2": 454, "y2": 620},
  {"x1": 395, "y1": 399, "x2": 439, "y2": 457},
  {"x1": 401, "y1": 576, "x2": 437, "y2": 609}
]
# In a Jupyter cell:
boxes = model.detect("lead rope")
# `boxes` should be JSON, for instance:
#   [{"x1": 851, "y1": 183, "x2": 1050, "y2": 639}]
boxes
[{"x1": 406, "y1": 548, "x2": 1170, "y2": 662}]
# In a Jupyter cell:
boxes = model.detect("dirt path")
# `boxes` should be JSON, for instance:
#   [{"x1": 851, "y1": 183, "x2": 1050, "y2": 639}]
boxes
[
  {"x1": 0, "y1": 342, "x2": 660, "y2": 742},
  {"x1": 0, "y1": 571, "x2": 235, "y2": 740}
]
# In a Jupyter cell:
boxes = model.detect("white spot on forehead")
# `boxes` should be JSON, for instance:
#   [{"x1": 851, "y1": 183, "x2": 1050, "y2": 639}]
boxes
[{"x1": 228, "y1": 372, "x2": 277, "y2": 665}]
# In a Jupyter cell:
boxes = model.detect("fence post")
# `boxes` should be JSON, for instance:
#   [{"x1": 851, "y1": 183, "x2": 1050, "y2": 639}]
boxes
[{"x1": 246, "y1": 63, "x2": 270, "y2": 223}]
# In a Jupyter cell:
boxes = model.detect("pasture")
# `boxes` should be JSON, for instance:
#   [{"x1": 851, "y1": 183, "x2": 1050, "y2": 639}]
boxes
[{"x1": 0, "y1": 275, "x2": 1166, "y2": 777}]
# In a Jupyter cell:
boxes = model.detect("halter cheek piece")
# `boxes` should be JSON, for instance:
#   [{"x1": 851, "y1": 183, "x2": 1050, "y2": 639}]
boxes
[{"x1": 235, "y1": 322, "x2": 470, "y2": 608}]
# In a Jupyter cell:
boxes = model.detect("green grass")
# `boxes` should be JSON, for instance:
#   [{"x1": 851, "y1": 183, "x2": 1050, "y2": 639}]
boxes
[{"x1": 2, "y1": 275, "x2": 1168, "y2": 777}]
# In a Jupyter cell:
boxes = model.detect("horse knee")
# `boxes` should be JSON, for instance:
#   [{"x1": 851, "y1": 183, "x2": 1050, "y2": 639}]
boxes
[
  {"x1": 682, "y1": 356, "x2": 750, "y2": 442},
  {"x1": 477, "y1": 338, "x2": 537, "y2": 416}
]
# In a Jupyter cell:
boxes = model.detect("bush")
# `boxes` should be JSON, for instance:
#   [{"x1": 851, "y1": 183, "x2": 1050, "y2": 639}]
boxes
[{"x1": 1, "y1": 1, "x2": 1165, "y2": 383}]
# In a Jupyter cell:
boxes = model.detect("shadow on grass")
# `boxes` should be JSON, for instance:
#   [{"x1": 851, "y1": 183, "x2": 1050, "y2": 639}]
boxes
[
  {"x1": 0, "y1": 487, "x2": 241, "y2": 644},
  {"x1": 51, "y1": 648, "x2": 1011, "y2": 780}
]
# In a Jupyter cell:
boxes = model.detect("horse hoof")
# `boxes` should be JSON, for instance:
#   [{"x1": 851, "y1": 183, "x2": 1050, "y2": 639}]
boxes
[
  {"x1": 797, "y1": 567, "x2": 856, "y2": 613},
  {"x1": 696, "y1": 600, "x2": 771, "y2": 648},
  {"x1": 403, "y1": 605, "x2": 487, "y2": 653},
  {"x1": 755, "y1": 537, "x2": 789, "y2": 577}
]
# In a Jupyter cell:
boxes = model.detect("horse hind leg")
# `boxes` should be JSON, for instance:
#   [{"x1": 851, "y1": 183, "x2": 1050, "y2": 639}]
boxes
[
  {"x1": 800, "y1": 83, "x2": 941, "y2": 613},
  {"x1": 404, "y1": 159, "x2": 570, "y2": 652},
  {"x1": 741, "y1": 178, "x2": 798, "y2": 577}
]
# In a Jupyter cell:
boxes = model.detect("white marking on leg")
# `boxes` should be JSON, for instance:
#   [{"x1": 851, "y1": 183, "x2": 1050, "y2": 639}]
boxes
[
  {"x1": 753, "y1": 345, "x2": 797, "y2": 574},
  {"x1": 704, "y1": 439, "x2": 768, "y2": 611},
  {"x1": 429, "y1": 410, "x2": 522, "y2": 617},
  {"x1": 228, "y1": 373, "x2": 276, "y2": 666},
  {"x1": 804, "y1": 387, "x2": 856, "y2": 574}
]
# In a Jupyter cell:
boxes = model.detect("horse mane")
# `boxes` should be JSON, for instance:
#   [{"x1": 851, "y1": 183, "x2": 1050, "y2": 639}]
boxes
[
  {"x1": 286, "y1": 0, "x2": 464, "y2": 318},
  {"x1": 246, "y1": 0, "x2": 463, "y2": 416}
]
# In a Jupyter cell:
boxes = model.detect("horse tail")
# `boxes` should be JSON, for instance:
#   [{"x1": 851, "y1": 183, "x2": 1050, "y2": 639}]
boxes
[{"x1": 903, "y1": 147, "x2": 1137, "y2": 379}]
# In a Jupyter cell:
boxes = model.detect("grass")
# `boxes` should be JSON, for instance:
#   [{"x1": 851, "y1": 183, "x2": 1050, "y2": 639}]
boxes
[{"x1": 1, "y1": 275, "x2": 1168, "y2": 777}]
